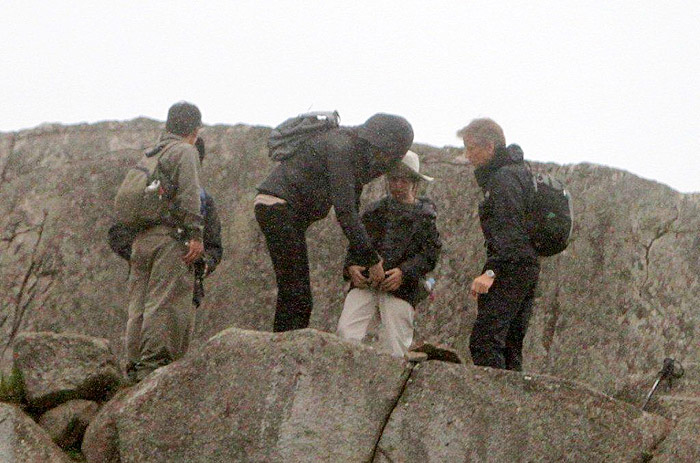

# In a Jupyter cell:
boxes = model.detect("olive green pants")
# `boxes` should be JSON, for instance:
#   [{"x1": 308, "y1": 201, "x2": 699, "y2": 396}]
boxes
[{"x1": 125, "y1": 226, "x2": 195, "y2": 379}]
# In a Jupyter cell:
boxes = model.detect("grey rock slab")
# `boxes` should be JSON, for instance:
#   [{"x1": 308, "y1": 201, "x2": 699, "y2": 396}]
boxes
[
  {"x1": 13, "y1": 331, "x2": 121, "y2": 410},
  {"x1": 669, "y1": 361, "x2": 699, "y2": 397},
  {"x1": 619, "y1": 361, "x2": 700, "y2": 414},
  {"x1": 83, "y1": 328, "x2": 410, "y2": 463},
  {"x1": 654, "y1": 407, "x2": 700, "y2": 463},
  {"x1": 82, "y1": 389, "x2": 127, "y2": 463},
  {"x1": 38, "y1": 399, "x2": 99, "y2": 449},
  {"x1": 0, "y1": 403, "x2": 71, "y2": 463},
  {"x1": 655, "y1": 396, "x2": 700, "y2": 421},
  {"x1": 374, "y1": 362, "x2": 670, "y2": 463}
]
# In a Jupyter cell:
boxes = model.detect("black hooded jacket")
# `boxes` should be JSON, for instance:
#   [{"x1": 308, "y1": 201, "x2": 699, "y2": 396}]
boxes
[
  {"x1": 258, "y1": 128, "x2": 394, "y2": 267},
  {"x1": 345, "y1": 196, "x2": 442, "y2": 305},
  {"x1": 474, "y1": 144, "x2": 539, "y2": 273},
  {"x1": 198, "y1": 189, "x2": 223, "y2": 275}
]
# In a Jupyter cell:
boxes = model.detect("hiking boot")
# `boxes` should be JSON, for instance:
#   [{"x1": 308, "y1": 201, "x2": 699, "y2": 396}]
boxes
[
  {"x1": 410, "y1": 342, "x2": 463, "y2": 364},
  {"x1": 405, "y1": 351, "x2": 428, "y2": 363}
]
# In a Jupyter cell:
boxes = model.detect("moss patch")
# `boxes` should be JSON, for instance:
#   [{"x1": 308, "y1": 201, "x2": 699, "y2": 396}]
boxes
[{"x1": 0, "y1": 367, "x2": 26, "y2": 404}]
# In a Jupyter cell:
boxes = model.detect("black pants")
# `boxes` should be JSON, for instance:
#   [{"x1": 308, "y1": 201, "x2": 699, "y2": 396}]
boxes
[
  {"x1": 255, "y1": 203, "x2": 313, "y2": 332},
  {"x1": 469, "y1": 263, "x2": 539, "y2": 371}
]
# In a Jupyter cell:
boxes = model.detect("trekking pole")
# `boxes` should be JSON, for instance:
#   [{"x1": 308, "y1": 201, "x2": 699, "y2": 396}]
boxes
[{"x1": 641, "y1": 357, "x2": 684, "y2": 411}]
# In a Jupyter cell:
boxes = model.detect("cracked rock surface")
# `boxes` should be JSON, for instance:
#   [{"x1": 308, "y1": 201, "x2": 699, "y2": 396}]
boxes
[
  {"x1": 83, "y1": 328, "x2": 410, "y2": 463},
  {"x1": 374, "y1": 362, "x2": 668, "y2": 463},
  {"x1": 82, "y1": 328, "x2": 674, "y2": 463}
]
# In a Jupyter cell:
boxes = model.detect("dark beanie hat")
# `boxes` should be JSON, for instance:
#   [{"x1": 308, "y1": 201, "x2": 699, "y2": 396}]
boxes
[
  {"x1": 357, "y1": 113, "x2": 414, "y2": 160},
  {"x1": 166, "y1": 101, "x2": 202, "y2": 136}
]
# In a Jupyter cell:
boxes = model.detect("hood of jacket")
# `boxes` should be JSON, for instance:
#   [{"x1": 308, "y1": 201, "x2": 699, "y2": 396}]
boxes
[
  {"x1": 145, "y1": 132, "x2": 186, "y2": 158},
  {"x1": 356, "y1": 113, "x2": 414, "y2": 160},
  {"x1": 474, "y1": 143, "x2": 524, "y2": 189}
]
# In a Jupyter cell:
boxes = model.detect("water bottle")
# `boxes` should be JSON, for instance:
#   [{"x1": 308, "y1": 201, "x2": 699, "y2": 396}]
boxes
[
  {"x1": 145, "y1": 179, "x2": 161, "y2": 192},
  {"x1": 424, "y1": 278, "x2": 436, "y2": 302}
]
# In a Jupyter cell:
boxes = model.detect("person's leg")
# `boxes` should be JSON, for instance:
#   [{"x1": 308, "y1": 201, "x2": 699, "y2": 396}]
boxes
[
  {"x1": 183, "y1": 301, "x2": 197, "y2": 355},
  {"x1": 504, "y1": 269, "x2": 539, "y2": 371},
  {"x1": 139, "y1": 233, "x2": 194, "y2": 378},
  {"x1": 469, "y1": 270, "x2": 530, "y2": 369},
  {"x1": 255, "y1": 203, "x2": 312, "y2": 332},
  {"x1": 378, "y1": 292, "x2": 415, "y2": 358},
  {"x1": 124, "y1": 235, "x2": 149, "y2": 381},
  {"x1": 337, "y1": 288, "x2": 378, "y2": 342}
]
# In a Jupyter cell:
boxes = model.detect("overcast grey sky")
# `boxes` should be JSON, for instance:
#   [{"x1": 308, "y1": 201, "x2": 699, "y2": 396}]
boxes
[{"x1": 2, "y1": 1, "x2": 698, "y2": 192}]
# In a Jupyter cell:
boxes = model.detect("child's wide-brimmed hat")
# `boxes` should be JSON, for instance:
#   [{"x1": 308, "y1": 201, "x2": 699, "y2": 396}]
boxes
[{"x1": 393, "y1": 150, "x2": 434, "y2": 182}]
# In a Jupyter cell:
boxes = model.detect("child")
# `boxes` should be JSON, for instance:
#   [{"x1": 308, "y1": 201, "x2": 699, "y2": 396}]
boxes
[{"x1": 337, "y1": 151, "x2": 441, "y2": 358}]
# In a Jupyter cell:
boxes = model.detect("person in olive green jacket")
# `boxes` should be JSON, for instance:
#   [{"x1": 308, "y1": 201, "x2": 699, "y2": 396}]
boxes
[{"x1": 125, "y1": 101, "x2": 205, "y2": 383}]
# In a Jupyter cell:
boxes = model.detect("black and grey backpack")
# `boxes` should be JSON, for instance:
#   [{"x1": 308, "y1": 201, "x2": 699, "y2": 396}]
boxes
[
  {"x1": 527, "y1": 168, "x2": 574, "y2": 256},
  {"x1": 267, "y1": 111, "x2": 340, "y2": 161}
]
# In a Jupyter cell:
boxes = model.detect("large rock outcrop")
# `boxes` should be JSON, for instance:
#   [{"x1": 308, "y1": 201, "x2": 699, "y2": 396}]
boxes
[
  {"x1": 83, "y1": 328, "x2": 410, "y2": 463},
  {"x1": 1, "y1": 119, "x2": 698, "y2": 399},
  {"x1": 82, "y1": 328, "x2": 671, "y2": 462},
  {"x1": 375, "y1": 362, "x2": 668, "y2": 463},
  {"x1": 13, "y1": 331, "x2": 120, "y2": 410},
  {"x1": 38, "y1": 399, "x2": 99, "y2": 449}
]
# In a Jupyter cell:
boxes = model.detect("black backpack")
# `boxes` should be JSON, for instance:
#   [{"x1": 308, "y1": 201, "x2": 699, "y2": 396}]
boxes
[
  {"x1": 107, "y1": 222, "x2": 141, "y2": 261},
  {"x1": 527, "y1": 169, "x2": 574, "y2": 256},
  {"x1": 267, "y1": 111, "x2": 340, "y2": 161}
]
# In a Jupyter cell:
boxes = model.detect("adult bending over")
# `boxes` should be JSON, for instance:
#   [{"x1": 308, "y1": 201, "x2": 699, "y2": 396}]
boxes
[{"x1": 255, "y1": 113, "x2": 414, "y2": 332}]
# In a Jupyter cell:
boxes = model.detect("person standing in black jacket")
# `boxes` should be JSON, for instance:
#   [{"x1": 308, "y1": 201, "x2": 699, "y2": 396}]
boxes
[
  {"x1": 336, "y1": 150, "x2": 441, "y2": 357},
  {"x1": 255, "y1": 113, "x2": 414, "y2": 332},
  {"x1": 458, "y1": 118, "x2": 539, "y2": 371},
  {"x1": 192, "y1": 137, "x2": 223, "y2": 308}
]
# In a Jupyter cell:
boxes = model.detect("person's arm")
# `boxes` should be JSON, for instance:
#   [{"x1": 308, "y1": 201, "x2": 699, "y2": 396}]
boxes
[
  {"x1": 398, "y1": 205, "x2": 441, "y2": 281},
  {"x1": 326, "y1": 147, "x2": 380, "y2": 268},
  {"x1": 482, "y1": 168, "x2": 531, "y2": 272},
  {"x1": 343, "y1": 203, "x2": 383, "y2": 282},
  {"x1": 470, "y1": 169, "x2": 530, "y2": 299},
  {"x1": 170, "y1": 144, "x2": 204, "y2": 242}
]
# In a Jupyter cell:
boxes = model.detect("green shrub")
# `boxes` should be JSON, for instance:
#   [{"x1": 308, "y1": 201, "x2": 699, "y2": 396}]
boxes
[
  {"x1": 0, "y1": 367, "x2": 25, "y2": 404},
  {"x1": 64, "y1": 448, "x2": 87, "y2": 462}
]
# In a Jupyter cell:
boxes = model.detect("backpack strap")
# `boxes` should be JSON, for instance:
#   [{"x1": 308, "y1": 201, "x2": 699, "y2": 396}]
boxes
[
  {"x1": 153, "y1": 140, "x2": 183, "y2": 165},
  {"x1": 150, "y1": 141, "x2": 186, "y2": 195}
]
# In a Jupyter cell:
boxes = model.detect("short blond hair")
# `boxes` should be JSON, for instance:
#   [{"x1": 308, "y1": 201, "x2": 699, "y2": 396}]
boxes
[{"x1": 456, "y1": 118, "x2": 505, "y2": 148}]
